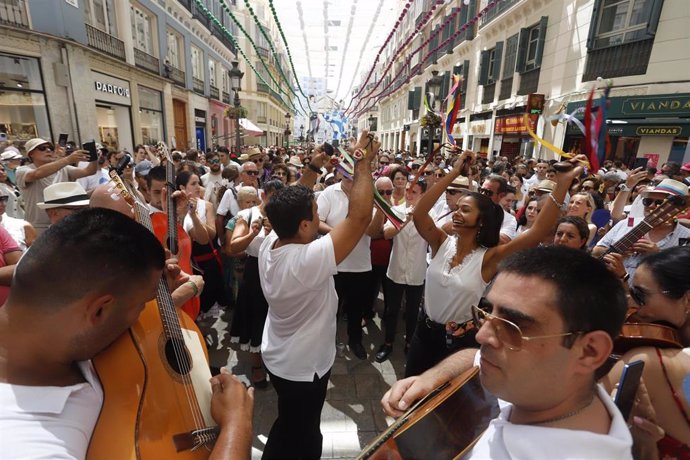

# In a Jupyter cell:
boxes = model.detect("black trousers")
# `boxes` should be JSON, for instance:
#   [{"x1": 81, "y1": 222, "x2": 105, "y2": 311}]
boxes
[
  {"x1": 366, "y1": 264, "x2": 389, "y2": 318},
  {"x1": 334, "y1": 271, "x2": 373, "y2": 345},
  {"x1": 262, "y1": 369, "x2": 331, "y2": 460},
  {"x1": 404, "y1": 312, "x2": 478, "y2": 378},
  {"x1": 383, "y1": 279, "x2": 423, "y2": 345}
]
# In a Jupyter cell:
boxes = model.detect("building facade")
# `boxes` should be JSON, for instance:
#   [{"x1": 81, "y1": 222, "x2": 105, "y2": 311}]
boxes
[
  {"x1": 351, "y1": 0, "x2": 690, "y2": 167},
  {"x1": 0, "y1": 0, "x2": 294, "y2": 154}
]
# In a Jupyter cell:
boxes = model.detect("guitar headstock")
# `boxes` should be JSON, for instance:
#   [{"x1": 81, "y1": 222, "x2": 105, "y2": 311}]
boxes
[
  {"x1": 646, "y1": 194, "x2": 689, "y2": 227},
  {"x1": 155, "y1": 141, "x2": 171, "y2": 162},
  {"x1": 108, "y1": 170, "x2": 136, "y2": 208}
]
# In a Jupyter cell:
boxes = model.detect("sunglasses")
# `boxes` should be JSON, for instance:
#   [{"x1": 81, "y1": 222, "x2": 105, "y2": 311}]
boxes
[
  {"x1": 377, "y1": 189, "x2": 393, "y2": 196},
  {"x1": 471, "y1": 300, "x2": 583, "y2": 351},
  {"x1": 629, "y1": 285, "x2": 671, "y2": 307},
  {"x1": 245, "y1": 170, "x2": 259, "y2": 176},
  {"x1": 479, "y1": 188, "x2": 494, "y2": 197},
  {"x1": 424, "y1": 171, "x2": 435, "y2": 176},
  {"x1": 642, "y1": 197, "x2": 665, "y2": 207},
  {"x1": 35, "y1": 144, "x2": 54, "y2": 152},
  {"x1": 446, "y1": 189, "x2": 462, "y2": 195},
  {"x1": 0, "y1": 196, "x2": 8, "y2": 202},
  {"x1": 581, "y1": 185, "x2": 594, "y2": 191},
  {"x1": 208, "y1": 159, "x2": 220, "y2": 164}
]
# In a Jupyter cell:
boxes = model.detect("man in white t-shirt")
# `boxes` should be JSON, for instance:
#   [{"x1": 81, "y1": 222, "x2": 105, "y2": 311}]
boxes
[
  {"x1": 380, "y1": 246, "x2": 632, "y2": 459},
  {"x1": 480, "y1": 174, "x2": 517, "y2": 243},
  {"x1": 201, "y1": 151, "x2": 223, "y2": 198},
  {"x1": 215, "y1": 161, "x2": 260, "y2": 243},
  {"x1": 259, "y1": 132, "x2": 379, "y2": 459},
  {"x1": 0, "y1": 208, "x2": 254, "y2": 460}
]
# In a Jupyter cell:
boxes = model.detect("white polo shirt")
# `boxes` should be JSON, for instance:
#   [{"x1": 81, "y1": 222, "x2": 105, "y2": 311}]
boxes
[
  {"x1": 259, "y1": 232, "x2": 339, "y2": 381},
  {"x1": 0, "y1": 361, "x2": 103, "y2": 459},
  {"x1": 385, "y1": 204, "x2": 428, "y2": 286},
  {"x1": 316, "y1": 182, "x2": 371, "y2": 272}
]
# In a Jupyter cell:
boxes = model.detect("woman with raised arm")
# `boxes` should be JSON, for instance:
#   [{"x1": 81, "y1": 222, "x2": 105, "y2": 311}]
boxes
[{"x1": 407, "y1": 150, "x2": 584, "y2": 376}]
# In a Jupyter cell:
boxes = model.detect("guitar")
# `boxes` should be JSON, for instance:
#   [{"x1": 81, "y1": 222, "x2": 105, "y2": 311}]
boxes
[
  {"x1": 150, "y1": 141, "x2": 200, "y2": 320},
  {"x1": 599, "y1": 194, "x2": 688, "y2": 257},
  {"x1": 87, "y1": 173, "x2": 218, "y2": 459},
  {"x1": 357, "y1": 367, "x2": 499, "y2": 460}
]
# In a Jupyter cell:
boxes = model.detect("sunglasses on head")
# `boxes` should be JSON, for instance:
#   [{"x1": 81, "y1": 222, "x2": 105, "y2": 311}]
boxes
[
  {"x1": 35, "y1": 144, "x2": 54, "y2": 152},
  {"x1": 642, "y1": 197, "x2": 665, "y2": 207},
  {"x1": 479, "y1": 188, "x2": 494, "y2": 197},
  {"x1": 472, "y1": 298, "x2": 583, "y2": 351},
  {"x1": 377, "y1": 189, "x2": 393, "y2": 196}
]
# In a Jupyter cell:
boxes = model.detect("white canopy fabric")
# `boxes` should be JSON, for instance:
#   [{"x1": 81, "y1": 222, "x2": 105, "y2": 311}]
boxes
[{"x1": 239, "y1": 118, "x2": 264, "y2": 135}]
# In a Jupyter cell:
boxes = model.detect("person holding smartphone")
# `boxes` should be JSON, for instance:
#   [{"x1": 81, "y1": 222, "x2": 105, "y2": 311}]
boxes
[{"x1": 16, "y1": 138, "x2": 97, "y2": 234}]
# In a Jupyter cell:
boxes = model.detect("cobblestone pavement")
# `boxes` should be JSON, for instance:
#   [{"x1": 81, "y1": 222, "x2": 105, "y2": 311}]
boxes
[{"x1": 201, "y1": 299, "x2": 406, "y2": 459}]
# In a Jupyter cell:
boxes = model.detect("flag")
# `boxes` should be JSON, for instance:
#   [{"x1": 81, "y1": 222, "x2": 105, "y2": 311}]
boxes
[{"x1": 445, "y1": 75, "x2": 462, "y2": 146}]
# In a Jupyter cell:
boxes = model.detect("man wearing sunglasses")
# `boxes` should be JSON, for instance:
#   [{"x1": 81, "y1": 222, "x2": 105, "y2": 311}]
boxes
[
  {"x1": 381, "y1": 246, "x2": 632, "y2": 458},
  {"x1": 593, "y1": 178, "x2": 690, "y2": 283},
  {"x1": 17, "y1": 138, "x2": 97, "y2": 235}
]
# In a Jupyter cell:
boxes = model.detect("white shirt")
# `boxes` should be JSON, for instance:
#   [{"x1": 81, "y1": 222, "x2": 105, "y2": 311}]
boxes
[
  {"x1": 259, "y1": 232, "x2": 339, "y2": 381},
  {"x1": 469, "y1": 383, "x2": 633, "y2": 459},
  {"x1": 385, "y1": 204, "x2": 428, "y2": 286},
  {"x1": 201, "y1": 171, "x2": 223, "y2": 204},
  {"x1": 0, "y1": 361, "x2": 103, "y2": 460},
  {"x1": 0, "y1": 214, "x2": 28, "y2": 250},
  {"x1": 501, "y1": 209, "x2": 518, "y2": 240},
  {"x1": 216, "y1": 186, "x2": 240, "y2": 218},
  {"x1": 236, "y1": 206, "x2": 267, "y2": 258},
  {"x1": 76, "y1": 164, "x2": 109, "y2": 193},
  {"x1": 424, "y1": 236, "x2": 489, "y2": 324},
  {"x1": 317, "y1": 182, "x2": 371, "y2": 272}
]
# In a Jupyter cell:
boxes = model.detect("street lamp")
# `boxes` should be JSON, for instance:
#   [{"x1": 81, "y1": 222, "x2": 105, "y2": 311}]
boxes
[
  {"x1": 229, "y1": 61, "x2": 244, "y2": 155},
  {"x1": 299, "y1": 124, "x2": 304, "y2": 147},
  {"x1": 284, "y1": 112, "x2": 292, "y2": 149},
  {"x1": 425, "y1": 69, "x2": 443, "y2": 155}
]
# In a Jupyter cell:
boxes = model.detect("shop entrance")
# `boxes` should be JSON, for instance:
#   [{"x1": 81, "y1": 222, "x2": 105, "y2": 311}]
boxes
[{"x1": 173, "y1": 99, "x2": 187, "y2": 150}]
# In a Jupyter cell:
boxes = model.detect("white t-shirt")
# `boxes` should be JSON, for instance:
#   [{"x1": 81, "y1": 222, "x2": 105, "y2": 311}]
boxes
[
  {"x1": 468, "y1": 383, "x2": 633, "y2": 459},
  {"x1": 259, "y1": 232, "x2": 339, "y2": 381},
  {"x1": 0, "y1": 361, "x2": 103, "y2": 460},
  {"x1": 0, "y1": 214, "x2": 28, "y2": 250},
  {"x1": 216, "y1": 186, "x2": 240, "y2": 218},
  {"x1": 236, "y1": 206, "x2": 267, "y2": 258},
  {"x1": 316, "y1": 182, "x2": 371, "y2": 272},
  {"x1": 501, "y1": 209, "x2": 518, "y2": 240},
  {"x1": 16, "y1": 164, "x2": 80, "y2": 231},
  {"x1": 76, "y1": 164, "x2": 109, "y2": 193},
  {"x1": 385, "y1": 204, "x2": 428, "y2": 286},
  {"x1": 424, "y1": 236, "x2": 489, "y2": 324}
]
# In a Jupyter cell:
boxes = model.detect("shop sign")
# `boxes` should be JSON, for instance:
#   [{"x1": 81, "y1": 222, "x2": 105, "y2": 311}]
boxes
[
  {"x1": 92, "y1": 71, "x2": 131, "y2": 106},
  {"x1": 494, "y1": 114, "x2": 538, "y2": 134},
  {"x1": 635, "y1": 126, "x2": 682, "y2": 136},
  {"x1": 566, "y1": 93, "x2": 690, "y2": 119}
]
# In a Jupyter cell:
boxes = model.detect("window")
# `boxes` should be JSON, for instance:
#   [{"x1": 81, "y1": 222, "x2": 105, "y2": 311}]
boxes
[
  {"x1": 516, "y1": 17, "x2": 548, "y2": 73},
  {"x1": 138, "y1": 86, "x2": 164, "y2": 144},
  {"x1": 191, "y1": 46, "x2": 203, "y2": 81},
  {"x1": 84, "y1": 0, "x2": 117, "y2": 36},
  {"x1": 591, "y1": 0, "x2": 654, "y2": 49},
  {"x1": 479, "y1": 44, "x2": 502, "y2": 86},
  {"x1": 222, "y1": 68, "x2": 230, "y2": 94},
  {"x1": 502, "y1": 34, "x2": 518, "y2": 79},
  {"x1": 166, "y1": 29, "x2": 183, "y2": 69},
  {"x1": 209, "y1": 60, "x2": 216, "y2": 87},
  {"x1": 130, "y1": 5, "x2": 155, "y2": 55}
]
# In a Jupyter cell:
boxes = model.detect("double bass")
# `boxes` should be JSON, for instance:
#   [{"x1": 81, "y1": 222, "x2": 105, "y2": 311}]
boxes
[{"x1": 87, "y1": 173, "x2": 217, "y2": 459}]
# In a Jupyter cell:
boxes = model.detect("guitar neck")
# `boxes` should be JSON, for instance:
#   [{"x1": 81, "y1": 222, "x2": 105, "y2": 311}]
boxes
[
  {"x1": 166, "y1": 160, "x2": 179, "y2": 255},
  {"x1": 606, "y1": 219, "x2": 654, "y2": 256}
]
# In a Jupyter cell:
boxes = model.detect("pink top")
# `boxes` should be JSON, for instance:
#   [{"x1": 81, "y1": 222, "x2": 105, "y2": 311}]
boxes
[{"x1": 0, "y1": 225, "x2": 20, "y2": 306}]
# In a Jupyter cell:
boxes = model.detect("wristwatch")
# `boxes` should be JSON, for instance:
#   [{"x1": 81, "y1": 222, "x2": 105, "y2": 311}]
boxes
[{"x1": 618, "y1": 184, "x2": 632, "y2": 192}]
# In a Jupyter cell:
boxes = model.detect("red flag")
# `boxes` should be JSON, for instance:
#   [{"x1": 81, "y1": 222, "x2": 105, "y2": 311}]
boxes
[{"x1": 583, "y1": 88, "x2": 599, "y2": 173}]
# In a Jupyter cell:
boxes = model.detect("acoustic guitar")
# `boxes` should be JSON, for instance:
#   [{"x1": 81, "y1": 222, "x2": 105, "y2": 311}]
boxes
[
  {"x1": 357, "y1": 367, "x2": 499, "y2": 460},
  {"x1": 87, "y1": 173, "x2": 218, "y2": 459}
]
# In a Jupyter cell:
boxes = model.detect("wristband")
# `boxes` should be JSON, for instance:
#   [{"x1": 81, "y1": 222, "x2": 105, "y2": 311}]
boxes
[
  {"x1": 618, "y1": 184, "x2": 631, "y2": 192},
  {"x1": 547, "y1": 192, "x2": 564, "y2": 208},
  {"x1": 187, "y1": 280, "x2": 199, "y2": 297},
  {"x1": 307, "y1": 163, "x2": 322, "y2": 173}
]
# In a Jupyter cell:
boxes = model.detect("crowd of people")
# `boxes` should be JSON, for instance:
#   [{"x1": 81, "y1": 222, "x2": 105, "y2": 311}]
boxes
[{"x1": 0, "y1": 132, "x2": 689, "y2": 459}]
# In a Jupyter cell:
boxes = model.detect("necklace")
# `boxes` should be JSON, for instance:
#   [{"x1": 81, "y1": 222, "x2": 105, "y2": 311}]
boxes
[{"x1": 525, "y1": 394, "x2": 595, "y2": 426}]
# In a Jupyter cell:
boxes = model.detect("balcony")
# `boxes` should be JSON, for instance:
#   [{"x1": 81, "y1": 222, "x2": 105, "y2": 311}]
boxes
[
  {"x1": 192, "y1": 77, "x2": 205, "y2": 95},
  {"x1": 176, "y1": 0, "x2": 192, "y2": 11},
  {"x1": 256, "y1": 46, "x2": 270, "y2": 59},
  {"x1": 191, "y1": 0, "x2": 212, "y2": 31},
  {"x1": 479, "y1": 0, "x2": 521, "y2": 29},
  {"x1": 134, "y1": 48, "x2": 159, "y2": 74},
  {"x1": 583, "y1": 39, "x2": 654, "y2": 81},
  {"x1": 257, "y1": 116, "x2": 267, "y2": 124},
  {"x1": 85, "y1": 24, "x2": 125, "y2": 61},
  {"x1": 517, "y1": 68, "x2": 540, "y2": 95},
  {"x1": 210, "y1": 85, "x2": 219, "y2": 100},
  {"x1": 482, "y1": 82, "x2": 496, "y2": 105},
  {"x1": 0, "y1": 0, "x2": 29, "y2": 28},
  {"x1": 257, "y1": 82, "x2": 270, "y2": 94},
  {"x1": 169, "y1": 66, "x2": 185, "y2": 87},
  {"x1": 211, "y1": 21, "x2": 237, "y2": 55},
  {"x1": 222, "y1": 91, "x2": 231, "y2": 104}
]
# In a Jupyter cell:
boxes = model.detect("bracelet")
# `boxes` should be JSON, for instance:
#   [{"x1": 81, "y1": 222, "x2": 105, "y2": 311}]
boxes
[
  {"x1": 307, "y1": 162, "x2": 322, "y2": 173},
  {"x1": 548, "y1": 192, "x2": 564, "y2": 208},
  {"x1": 187, "y1": 280, "x2": 199, "y2": 297}
]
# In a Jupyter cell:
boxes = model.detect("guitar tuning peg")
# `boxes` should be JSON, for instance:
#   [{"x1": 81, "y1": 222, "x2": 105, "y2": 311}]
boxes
[{"x1": 110, "y1": 193, "x2": 121, "y2": 201}]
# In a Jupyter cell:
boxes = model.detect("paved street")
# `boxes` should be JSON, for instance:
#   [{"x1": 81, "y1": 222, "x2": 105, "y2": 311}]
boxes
[{"x1": 202, "y1": 298, "x2": 404, "y2": 460}]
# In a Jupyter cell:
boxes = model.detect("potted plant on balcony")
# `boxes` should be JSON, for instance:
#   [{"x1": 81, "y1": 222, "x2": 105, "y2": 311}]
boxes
[{"x1": 225, "y1": 106, "x2": 248, "y2": 119}]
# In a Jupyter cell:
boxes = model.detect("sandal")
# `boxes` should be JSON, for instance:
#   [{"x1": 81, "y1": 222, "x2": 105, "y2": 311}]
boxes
[{"x1": 251, "y1": 366, "x2": 268, "y2": 389}]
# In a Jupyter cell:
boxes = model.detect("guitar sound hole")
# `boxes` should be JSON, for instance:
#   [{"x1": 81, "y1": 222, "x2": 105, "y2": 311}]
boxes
[{"x1": 165, "y1": 338, "x2": 192, "y2": 375}]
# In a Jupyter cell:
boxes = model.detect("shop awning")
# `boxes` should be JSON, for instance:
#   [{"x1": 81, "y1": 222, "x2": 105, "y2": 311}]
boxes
[{"x1": 239, "y1": 118, "x2": 264, "y2": 135}]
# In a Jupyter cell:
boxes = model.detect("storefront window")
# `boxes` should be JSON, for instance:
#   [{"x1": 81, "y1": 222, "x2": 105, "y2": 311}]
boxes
[
  {"x1": 138, "y1": 86, "x2": 164, "y2": 144},
  {"x1": 0, "y1": 53, "x2": 51, "y2": 145},
  {"x1": 96, "y1": 105, "x2": 132, "y2": 152}
]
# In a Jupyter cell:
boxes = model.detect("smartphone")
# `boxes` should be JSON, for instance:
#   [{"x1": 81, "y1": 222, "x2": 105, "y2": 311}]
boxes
[
  {"x1": 323, "y1": 142, "x2": 334, "y2": 156},
  {"x1": 632, "y1": 157, "x2": 649, "y2": 170},
  {"x1": 82, "y1": 140, "x2": 98, "y2": 162},
  {"x1": 614, "y1": 360, "x2": 645, "y2": 421},
  {"x1": 58, "y1": 133, "x2": 68, "y2": 148}
]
